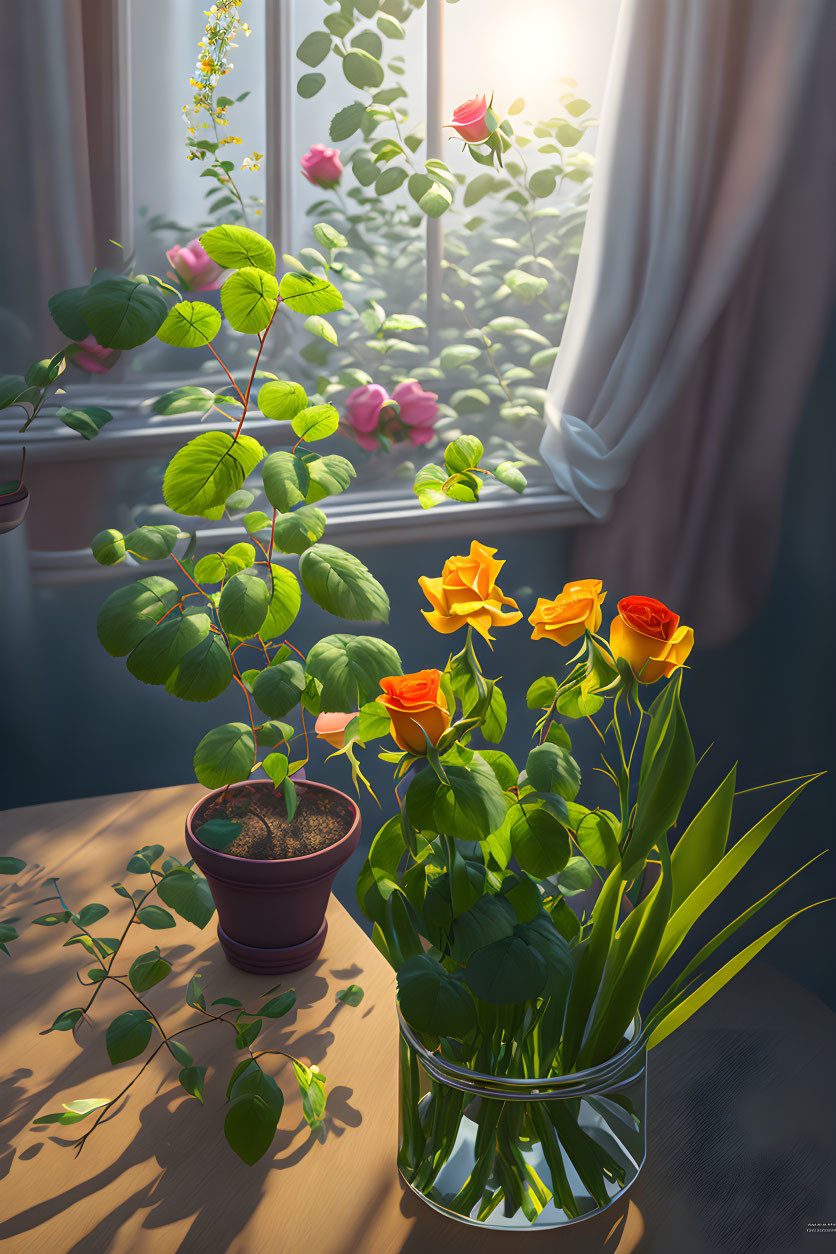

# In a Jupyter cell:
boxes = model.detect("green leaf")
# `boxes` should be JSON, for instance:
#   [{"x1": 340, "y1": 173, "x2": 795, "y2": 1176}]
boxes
[
  {"x1": 418, "y1": 181, "x2": 452, "y2": 217},
  {"x1": 257, "y1": 380, "x2": 308, "y2": 424},
  {"x1": 127, "y1": 612, "x2": 211, "y2": 686},
  {"x1": 450, "y1": 895, "x2": 516, "y2": 965},
  {"x1": 465, "y1": 934, "x2": 547, "y2": 1005},
  {"x1": 97, "y1": 576, "x2": 180, "y2": 657},
  {"x1": 566, "y1": 803, "x2": 620, "y2": 869},
  {"x1": 262, "y1": 990, "x2": 297, "y2": 1018},
  {"x1": 397, "y1": 955, "x2": 476, "y2": 1037},
  {"x1": 26, "y1": 353, "x2": 65, "y2": 386},
  {"x1": 405, "y1": 753, "x2": 507, "y2": 840},
  {"x1": 262, "y1": 752, "x2": 289, "y2": 787},
  {"x1": 261, "y1": 565, "x2": 302, "y2": 641},
  {"x1": 200, "y1": 224, "x2": 276, "y2": 273},
  {"x1": 106, "y1": 1008, "x2": 153, "y2": 1064},
  {"x1": 126, "y1": 844, "x2": 164, "y2": 873},
  {"x1": 305, "y1": 315, "x2": 338, "y2": 346},
  {"x1": 179, "y1": 1065, "x2": 208, "y2": 1102},
  {"x1": 221, "y1": 267, "x2": 279, "y2": 334},
  {"x1": 291, "y1": 404, "x2": 339, "y2": 442},
  {"x1": 529, "y1": 168, "x2": 557, "y2": 198},
  {"x1": 439, "y1": 344, "x2": 481, "y2": 372},
  {"x1": 129, "y1": 949, "x2": 172, "y2": 992},
  {"x1": 375, "y1": 166, "x2": 408, "y2": 195},
  {"x1": 305, "y1": 633, "x2": 402, "y2": 711},
  {"x1": 624, "y1": 675, "x2": 695, "y2": 878},
  {"x1": 305, "y1": 454, "x2": 356, "y2": 503},
  {"x1": 56, "y1": 405, "x2": 114, "y2": 440},
  {"x1": 32, "y1": 909, "x2": 72, "y2": 925},
  {"x1": 218, "y1": 571, "x2": 270, "y2": 638},
  {"x1": 80, "y1": 278, "x2": 166, "y2": 348},
  {"x1": 505, "y1": 800, "x2": 571, "y2": 877},
  {"x1": 152, "y1": 386, "x2": 216, "y2": 416},
  {"x1": 163, "y1": 431, "x2": 265, "y2": 520},
  {"x1": 329, "y1": 101, "x2": 367, "y2": 141},
  {"x1": 493, "y1": 461, "x2": 527, "y2": 493},
  {"x1": 196, "y1": 819, "x2": 242, "y2": 851},
  {"x1": 256, "y1": 720, "x2": 294, "y2": 748},
  {"x1": 235, "y1": 1018, "x2": 263, "y2": 1049},
  {"x1": 526, "y1": 742, "x2": 581, "y2": 801},
  {"x1": 556, "y1": 856, "x2": 596, "y2": 897},
  {"x1": 48, "y1": 285, "x2": 91, "y2": 340},
  {"x1": 312, "y1": 222, "x2": 348, "y2": 251},
  {"x1": 165, "y1": 633, "x2": 233, "y2": 702},
  {"x1": 296, "y1": 29, "x2": 330, "y2": 66},
  {"x1": 335, "y1": 984, "x2": 364, "y2": 1007},
  {"x1": 271, "y1": 506, "x2": 327, "y2": 556},
  {"x1": 297, "y1": 72, "x2": 326, "y2": 98},
  {"x1": 193, "y1": 723, "x2": 256, "y2": 788},
  {"x1": 224, "y1": 1092, "x2": 278, "y2": 1165},
  {"x1": 156, "y1": 300, "x2": 222, "y2": 347},
  {"x1": 555, "y1": 121, "x2": 583, "y2": 146},
  {"x1": 279, "y1": 272, "x2": 343, "y2": 316},
  {"x1": 262, "y1": 450, "x2": 310, "y2": 511},
  {"x1": 444, "y1": 435, "x2": 483, "y2": 474},
  {"x1": 299, "y1": 544, "x2": 389, "y2": 622},
  {"x1": 413, "y1": 463, "x2": 447, "y2": 510},
  {"x1": 342, "y1": 48, "x2": 384, "y2": 89},
  {"x1": 252, "y1": 661, "x2": 306, "y2": 719},
  {"x1": 669, "y1": 765, "x2": 736, "y2": 912},
  {"x1": 504, "y1": 269, "x2": 548, "y2": 299},
  {"x1": 123, "y1": 524, "x2": 180, "y2": 561},
  {"x1": 157, "y1": 868, "x2": 216, "y2": 929},
  {"x1": 41, "y1": 1008, "x2": 84, "y2": 1034},
  {"x1": 0, "y1": 856, "x2": 26, "y2": 875},
  {"x1": 136, "y1": 905, "x2": 176, "y2": 930},
  {"x1": 91, "y1": 529, "x2": 126, "y2": 566},
  {"x1": 73, "y1": 903, "x2": 109, "y2": 926}
]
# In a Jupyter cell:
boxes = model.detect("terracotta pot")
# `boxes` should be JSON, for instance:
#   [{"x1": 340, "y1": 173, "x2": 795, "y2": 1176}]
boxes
[
  {"x1": 0, "y1": 484, "x2": 29, "y2": 535},
  {"x1": 185, "y1": 779, "x2": 361, "y2": 974}
]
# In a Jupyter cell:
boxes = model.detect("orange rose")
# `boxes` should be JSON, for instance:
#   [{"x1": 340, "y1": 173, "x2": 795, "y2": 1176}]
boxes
[
  {"x1": 419, "y1": 540, "x2": 522, "y2": 643},
  {"x1": 314, "y1": 711, "x2": 356, "y2": 750},
  {"x1": 377, "y1": 670, "x2": 451, "y2": 755},
  {"x1": 609, "y1": 595, "x2": 694, "y2": 684},
  {"x1": 529, "y1": 579, "x2": 606, "y2": 646}
]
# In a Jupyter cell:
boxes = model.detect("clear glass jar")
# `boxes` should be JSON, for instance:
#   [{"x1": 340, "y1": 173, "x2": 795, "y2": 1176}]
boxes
[{"x1": 397, "y1": 1011, "x2": 647, "y2": 1230}]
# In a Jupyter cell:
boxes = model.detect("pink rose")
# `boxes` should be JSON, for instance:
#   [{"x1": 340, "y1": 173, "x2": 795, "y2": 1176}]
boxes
[
  {"x1": 407, "y1": 425, "x2": 436, "y2": 447},
  {"x1": 301, "y1": 143, "x2": 343, "y2": 187},
  {"x1": 344, "y1": 383, "x2": 388, "y2": 433},
  {"x1": 391, "y1": 379, "x2": 439, "y2": 447},
  {"x1": 70, "y1": 334, "x2": 118, "y2": 374},
  {"x1": 315, "y1": 711, "x2": 356, "y2": 750},
  {"x1": 166, "y1": 239, "x2": 225, "y2": 291},
  {"x1": 446, "y1": 95, "x2": 491, "y2": 143}
]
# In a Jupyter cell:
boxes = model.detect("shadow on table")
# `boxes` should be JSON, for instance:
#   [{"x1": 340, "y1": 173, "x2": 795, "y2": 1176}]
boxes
[{"x1": 0, "y1": 949, "x2": 364, "y2": 1252}]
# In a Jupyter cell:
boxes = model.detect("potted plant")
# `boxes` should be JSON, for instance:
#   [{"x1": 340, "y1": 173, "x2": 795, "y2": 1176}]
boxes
[{"x1": 347, "y1": 544, "x2": 830, "y2": 1230}]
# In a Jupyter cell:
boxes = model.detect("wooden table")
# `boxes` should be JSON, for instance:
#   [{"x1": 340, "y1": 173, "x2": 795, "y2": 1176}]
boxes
[{"x1": 1, "y1": 786, "x2": 834, "y2": 1254}]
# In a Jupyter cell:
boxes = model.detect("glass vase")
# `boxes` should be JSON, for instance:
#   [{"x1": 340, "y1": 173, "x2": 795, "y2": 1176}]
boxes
[{"x1": 397, "y1": 1011, "x2": 646, "y2": 1230}]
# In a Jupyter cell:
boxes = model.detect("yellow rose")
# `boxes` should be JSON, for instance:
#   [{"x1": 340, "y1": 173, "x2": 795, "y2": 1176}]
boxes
[
  {"x1": 377, "y1": 670, "x2": 451, "y2": 755},
  {"x1": 529, "y1": 579, "x2": 606, "y2": 646},
  {"x1": 419, "y1": 540, "x2": 522, "y2": 643},
  {"x1": 609, "y1": 595, "x2": 694, "y2": 683}
]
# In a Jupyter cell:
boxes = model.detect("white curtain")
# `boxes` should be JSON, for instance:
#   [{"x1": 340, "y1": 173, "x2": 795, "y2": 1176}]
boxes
[{"x1": 540, "y1": 0, "x2": 836, "y2": 641}]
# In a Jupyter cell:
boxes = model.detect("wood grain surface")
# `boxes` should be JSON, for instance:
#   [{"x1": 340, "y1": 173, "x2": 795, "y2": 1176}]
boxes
[{"x1": 0, "y1": 786, "x2": 834, "y2": 1254}]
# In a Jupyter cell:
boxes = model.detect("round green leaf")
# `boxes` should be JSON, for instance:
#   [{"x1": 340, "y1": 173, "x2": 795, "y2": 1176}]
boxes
[
  {"x1": 97, "y1": 577, "x2": 180, "y2": 657},
  {"x1": 80, "y1": 278, "x2": 166, "y2": 349},
  {"x1": 106, "y1": 1009, "x2": 153, "y2": 1064},
  {"x1": 342, "y1": 48, "x2": 384, "y2": 89},
  {"x1": 304, "y1": 454, "x2": 356, "y2": 503},
  {"x1": 444, "y1": 435, "x2": 484, "y2": 474},
  {"x1": 529, "y1": 168, "x2": 557, "y2": 198},
  {"x1": 313, "y1": 222, "x2": 348, "y2": 251},
  {"x1": 440, "y1": 344, "x2": 481, "y2": 372},
  {"x1": 305, "y1": 633, "x2": 402, "y2": 711},
  {"x1": 279, "y1": 272, "x2": 343, "y2": 316},
  {"x1": 296, "y1": 29, "x2": 331, "y2": 66},
  {"x1": 0, "y1": 856, "x2": 26, "y2": 875},
  {"x1": 329, "y1": 101, "x2": 367, "y2": 142},
  {"x1": 56, "y1": 405, "x2": 113, "y2": 440},
  {"x1": 165, "y1": 633, "x2": 233, "y2": 702},
  {"x1": 405, "y1": 754, "x2": 508, "y2": 840},
  {"x1": 304, "y1": 315, "x2": 337, "y2": 346},
  {"x1": 299, "y1": 544, "x2": 389, "y2": 622},
  {"x1": 127, "y1": 612, "x2": 211, "y2": 686},
  {"x1": 221, "y1": 267, "x2": 279, "y2": 334},
  {"x1": 218, "y1": 571, "x2": 270, "y2": 638},
  {"x1": 156, "y1": 300, "x2": 222, "y2": 347},
  {"x1": 262, "y1": 990, "x2": 296, "y2": 1018},
  {"x1": 262, "y1": 752, "x2": 289, "y2": 786},
  {"x1": 91, "y1": 529, "x2": 126, "y2": 566},
  {"x1": 465, "y1": 935, "x2": 547, "y2": 1005},
  {"x1": 375, "y1": 167, "x2": 407, "y2": 195},
  {"x1": 179, "y1": 1065, "x2": 207, "y2": 1103},
  {"x1": 526, "y1": 743, "x2": 581, "y2": 800},
  {"x1": 418, "y1": 182, "x2": 452, "y2": 218},
  {"x1": 163, "y1": 431, "x2": 265, "y2": 520},
  {"x1": 193, "y1": 722, "x2": 256, "y2": 788},
  {"x1": 262, "y1": 450, "x2": 311, "y2": 512},
  {"x1": 129, "y1": 949, "x2": 172, "y2": 993},
  {"x1": 506, "y1": 802, "x2": 571, "y2": 877},
  {"x1": 199, "y1": 224, "x2": 276, "y2": 273},
  {"x1": 271, "y1": 506, "x2": 327, "y2": 555},
  {"x1": 224, "y1": 1092, "x2": 278, "y2": 1165},
  {"x1": 257, "y1": 380, "x2": 308, "y2": 422},
  {"x1": 156, "y1": 868, "x2": 215, "y2": 928},
  {"x1": 48, "y1": 285, "x2": 91, "y2": 340},
  {"x1": 251, "y1": 661, "x2": 306, "y2": 719},
  {"x1": 397, "y1": 955, "x2": 476, "y2": 1037},
  {"x1": 196, "y1": 818, "x2": 242, "y2": 851},
  {"x1": 297, "y1": 72, "x2": 326, "y2": 98},
  {"x1": 136, "y1": 905, "x2": 176, "y2": 929},
  {"x1": 123, "y1": 524, "x2": 180, "y2": 561},
  {"x1": 335, "y1": 984, "x2": 364, "y2": 1006},
  {"x1": 261, "y1": 565, "x2": 302, "y2": 641}
]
